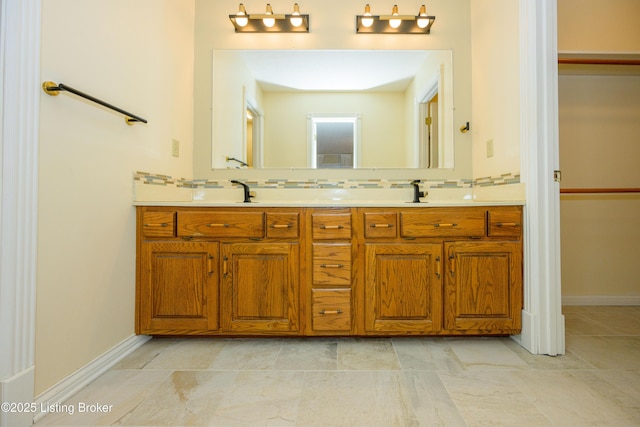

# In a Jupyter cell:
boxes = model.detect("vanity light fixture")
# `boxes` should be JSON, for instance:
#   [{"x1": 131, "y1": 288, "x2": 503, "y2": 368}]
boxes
[
  {"x1": 356, "y1": 4, "x2": 435, "y2": 34},
  {"x1": 229, "y1": 3, "x2": 309, "y2": 33}
]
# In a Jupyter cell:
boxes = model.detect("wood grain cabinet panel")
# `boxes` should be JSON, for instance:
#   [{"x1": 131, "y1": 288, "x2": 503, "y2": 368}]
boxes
[
  {"x1": 312, "y1": 212, "x2": 352, "y2": 239},
  {"x1": 401, "y1": 207, "x2": 486, "y2": 238},
  {"x1": 312, "y1": 243, "x2": 351, "y2": 286},
  {"x1": 363, "y1": 212, "x2": 398, "y2": 238},
  {"x1": 141, "y1": 211, "x2": 176, "y2": 238},
  {"x1": 488, "y1": 206, "x2": 523, "y2": 238},
  {"x1": 266, "y1": 212, "x2": 300, "y2": 238},
  {"x1": 364, "y1": 243, "x2": 442, "y2": 333},
  {"x1": 312, "y1": 289, "x2": 352, "y2": 332},
  {"x1": 177, "y1": 211, "x2": 264, "y2": 238},
  {"x1": 444, "y1": 241, "x2": 522, "y2": 333},
  {"x1": 138, "y1": 241, "x2": 219, "y2": 334},
  {"x1": 221, "y1": 242, "x2": 299, "y2": 333}
]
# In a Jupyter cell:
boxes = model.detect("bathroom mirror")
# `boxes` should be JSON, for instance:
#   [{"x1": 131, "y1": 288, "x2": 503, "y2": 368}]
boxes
[{"x1": 212, "y1": 49, "x2": 455, "y2": 170}]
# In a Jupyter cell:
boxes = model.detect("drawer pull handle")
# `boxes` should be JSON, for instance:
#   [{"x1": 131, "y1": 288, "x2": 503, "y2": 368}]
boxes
[
  {"x1": 320, "y1": 264, "x2": 344, "y2": 268},
  {"x1": 271, "y1": 224, "x2": 292, "y2": 229},
  {"x1": 434, "y1": 223, "x2": 457, "y2": 227},
  {"x1": 207, "y1": 223, "x2": 230, "y2": 228},
  {"x1": 370, "y1": 223, "x2": 392, "y2": 228},
  {"x1": 496, "y1": 222, "x2": 519, "y2": 227},
  {"x1": 320, "y1": 225, "x2": 344, "y2": 229},
  {"x1": 319, "y1": 309, "x2": 343, "y2": 315},
  {"x1": 436, "y1": 256, "x2": 441, "y2": 278},
  {"x1": 144, "y1": 223, "x2": 169, "y2": 227}
]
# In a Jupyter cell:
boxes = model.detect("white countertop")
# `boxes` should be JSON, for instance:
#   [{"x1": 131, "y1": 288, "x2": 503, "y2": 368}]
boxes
[{"x1": 133, "y1": 184, "x2": 525, "y2": 207}]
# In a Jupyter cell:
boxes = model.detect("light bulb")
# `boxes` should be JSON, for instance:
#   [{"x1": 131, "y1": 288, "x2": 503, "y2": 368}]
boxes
[
  {"x1": 389, "y1": 5, "x2": 401, "y2": 29},
  {"x1": 263, "y1": 4, "x2": 275, "y2": 28},
  {"x1": 417, "y1": 5, "x2": 429, "y2": 29},
  {"x1": 235, "y1": 3, "x2": 248, "y2": 27},
  {"x1": 361, "y1": 4, "x2": 374, "y2": 28},
  {"x1": 290, "y1": 3, "x2": 303, "y2": 27}
]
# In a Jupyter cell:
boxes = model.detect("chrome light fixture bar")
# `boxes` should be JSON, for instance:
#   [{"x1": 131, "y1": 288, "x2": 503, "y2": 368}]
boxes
[
  {"x1": 229, "y1": 3, "x2": 309, "y2": 33},
  {"x1": 356, "y1": 4, "x2": 435, "y2": 34}
]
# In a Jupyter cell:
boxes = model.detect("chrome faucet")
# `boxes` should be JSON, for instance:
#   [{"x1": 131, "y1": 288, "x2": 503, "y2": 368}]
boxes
[
  {"x1": 231, "y1": 180, "x2": 254, "y2": 203},
  {"x1": 411, "y1": 179, "x2": 427, "y2": 203}
]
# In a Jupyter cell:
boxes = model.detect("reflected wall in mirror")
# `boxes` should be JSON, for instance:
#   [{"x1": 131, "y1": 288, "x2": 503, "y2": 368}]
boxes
[{"x1": 212, "y1": 50, "x2": 454, "y2": 170}]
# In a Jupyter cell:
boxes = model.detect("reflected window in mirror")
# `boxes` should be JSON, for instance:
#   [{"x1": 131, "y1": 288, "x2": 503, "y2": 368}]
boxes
[{"x1": 308, "y1": 113, "x2": 361, "y2": 168}]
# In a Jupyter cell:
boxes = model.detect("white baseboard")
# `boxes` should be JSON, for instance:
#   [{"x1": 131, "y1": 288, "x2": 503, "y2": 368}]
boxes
[
  {"x1": 511, "y1": 309, "x2": 537, "y2": 354},
  {"x1": 32, "y1": 334, "x2": 150, "y2": 423},
  {"x1": 562, "y1": 295, "x2": 640, "y2": 306},
  {"x1": 1, "y1": 367, "x2": 35, "y2": 427}
]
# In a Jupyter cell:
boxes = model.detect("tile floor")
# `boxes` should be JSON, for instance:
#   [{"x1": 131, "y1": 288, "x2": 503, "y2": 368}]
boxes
[{"x1": 33, "y1": 306, "x2": 640, "y2": 426}]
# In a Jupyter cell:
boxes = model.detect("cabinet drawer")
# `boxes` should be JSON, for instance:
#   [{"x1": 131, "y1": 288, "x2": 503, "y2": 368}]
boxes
[
  {"x1": 266, "y1": 212, "x2": 299, "y2": 238},
  {"x1": 313, "y1": 243, "x2": 351, "y2": 286},
  {"x1": 488, "y1": 207, "x2": 522, "y2": 237},
  {"x1": 177, "y1": 211, "x2": 264, "y2": 238},
  {"x1": 312, "y1": 289, "x2": 351, "y2": 332},
  {"x1": 312, "y1": 212, "x2": 352, "y2": 240},
  {"x1": 364, "y1": 212, "x2": 398, "y2": 238},
  {"x1": 400, "y1": 208, "x2": 486, "y2": 238},
  {"x1": 142, "y1": 212, "x2": 176, "y2": 237}
]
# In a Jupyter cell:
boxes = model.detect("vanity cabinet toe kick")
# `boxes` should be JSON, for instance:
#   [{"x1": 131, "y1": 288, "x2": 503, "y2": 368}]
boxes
[{"x1": 136, "y1": 205, "x2": 523, "y2": 337}]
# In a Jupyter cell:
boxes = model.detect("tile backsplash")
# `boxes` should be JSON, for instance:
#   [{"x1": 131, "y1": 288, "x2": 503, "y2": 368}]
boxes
[{"x1": 134, "y1": 171, "x2": 520, "y2": 190}]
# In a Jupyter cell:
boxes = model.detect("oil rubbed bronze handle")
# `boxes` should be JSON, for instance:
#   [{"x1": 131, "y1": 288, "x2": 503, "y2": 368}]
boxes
[
  {"x1": 370, "y1": 224, "x2": 392, "y2": 228},
  {"x1": 207, "y1": 223, "x2": 230, "y2": 227},
  {"x1": 144, "y1": 223, "x2": 169, "y2": 227},
  {"x1": 434, "y1": 223, "x2": 457, "y2": 227},
  {"x1": 320, "y1": 225, "x2": 344, "y2": 229},
  {"x1": 496, "y1": 222, "x2": 519, "y2": 227},
  {"x1": 271, "y1": 224, "x2": 292, "y2": 228},
  {"x1": 320, "y1": 264, "x2": 344, "y2": 268},
  {"x1": 319, "y1": 309, "x2": 343, "y2": 315},
  {"x1": 436, "y1": 256, "x2": 441, "y2": 278},
  {"x1": 208, "y1": 255, "x2": 214, "y2": 276}
]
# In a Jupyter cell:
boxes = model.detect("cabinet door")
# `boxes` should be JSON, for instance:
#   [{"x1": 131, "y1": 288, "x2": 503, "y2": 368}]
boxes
[
  {"x1": 365, "y1": 243, "x2": 442, "y2": 333},
  {"x1": 221, "y1": 242, "x2": 299, "y2": 333},
  {"x1": 139, "y1": 241, "x2": 219, "y2": 334},
  {"x1": 444, "y1": 241, "x2": 522, "y2": 333}
]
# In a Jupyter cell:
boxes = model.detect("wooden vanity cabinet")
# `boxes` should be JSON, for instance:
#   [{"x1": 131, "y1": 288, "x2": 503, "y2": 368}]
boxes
[
  {"x1": 136, "y1": 206, "x2": 302, "y2": 335},
  {"x1": 136, "y1": 205, "x2": 522, "y2": 337},
  {"x1": 358, "y1": 205, "x2": 523, "y2": 336}
]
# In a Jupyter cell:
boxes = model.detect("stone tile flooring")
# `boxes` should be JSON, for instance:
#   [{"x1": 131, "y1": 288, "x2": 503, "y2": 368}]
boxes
[{"x1": 33, "y1": 306, "x2": 640, "y2": 426}]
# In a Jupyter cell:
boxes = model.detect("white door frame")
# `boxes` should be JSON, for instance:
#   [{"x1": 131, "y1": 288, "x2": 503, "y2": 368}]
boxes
[
  {"x1": 0, "y1": 0, "x2": 41, "y2": 426},
  {"x1": 516, "y1": 0, "x2": 565, "y2": 355}
]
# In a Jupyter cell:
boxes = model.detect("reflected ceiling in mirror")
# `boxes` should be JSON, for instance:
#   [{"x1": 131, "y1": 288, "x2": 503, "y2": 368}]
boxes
[{"x1": 212, "y1": 49, "x2": 454, "y2": 170}]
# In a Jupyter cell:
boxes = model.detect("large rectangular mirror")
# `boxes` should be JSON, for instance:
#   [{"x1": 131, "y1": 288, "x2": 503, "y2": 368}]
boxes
[{"x1": 212, "y1": 50, "x2": 454, "y2": 170}]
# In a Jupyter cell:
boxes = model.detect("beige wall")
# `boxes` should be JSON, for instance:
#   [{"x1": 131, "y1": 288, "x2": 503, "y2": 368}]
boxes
[
  {"x1": 37, "y1": 0, "x2": 195, "y2": 394},
  {"x1": 194, "y1": 0, "x2": 474, "y2": 179},
  {"x1": 470, "y1": 0, "x2": 520, "y2": 179},
  {"x1": 558, "y1": 0, "x2": 640, "y2": 52},
  {"x1": 557, "y1": 0, "x2": 640, "y2": 301},
  {"x1": 263, "y1": 92, "x2": 406, "y2": 168}
]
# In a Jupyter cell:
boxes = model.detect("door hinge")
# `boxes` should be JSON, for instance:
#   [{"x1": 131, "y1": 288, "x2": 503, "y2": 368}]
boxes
[
  {"x1": 425, "y1": 117, "x2": 432, "y2": 126},
  {"x1": 554, "y1": 170, "x2": 562, "y2": 182}
]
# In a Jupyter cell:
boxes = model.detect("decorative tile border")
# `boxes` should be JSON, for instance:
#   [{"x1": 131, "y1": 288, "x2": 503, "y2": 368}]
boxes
[{"x1": 134, "y1": 171, "x2": 519, "y2": 190}]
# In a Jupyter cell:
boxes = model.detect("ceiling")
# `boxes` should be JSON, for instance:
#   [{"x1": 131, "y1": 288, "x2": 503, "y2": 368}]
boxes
[{"x1": 237, "y1": 50, "x2": 436, "y2": 92}]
